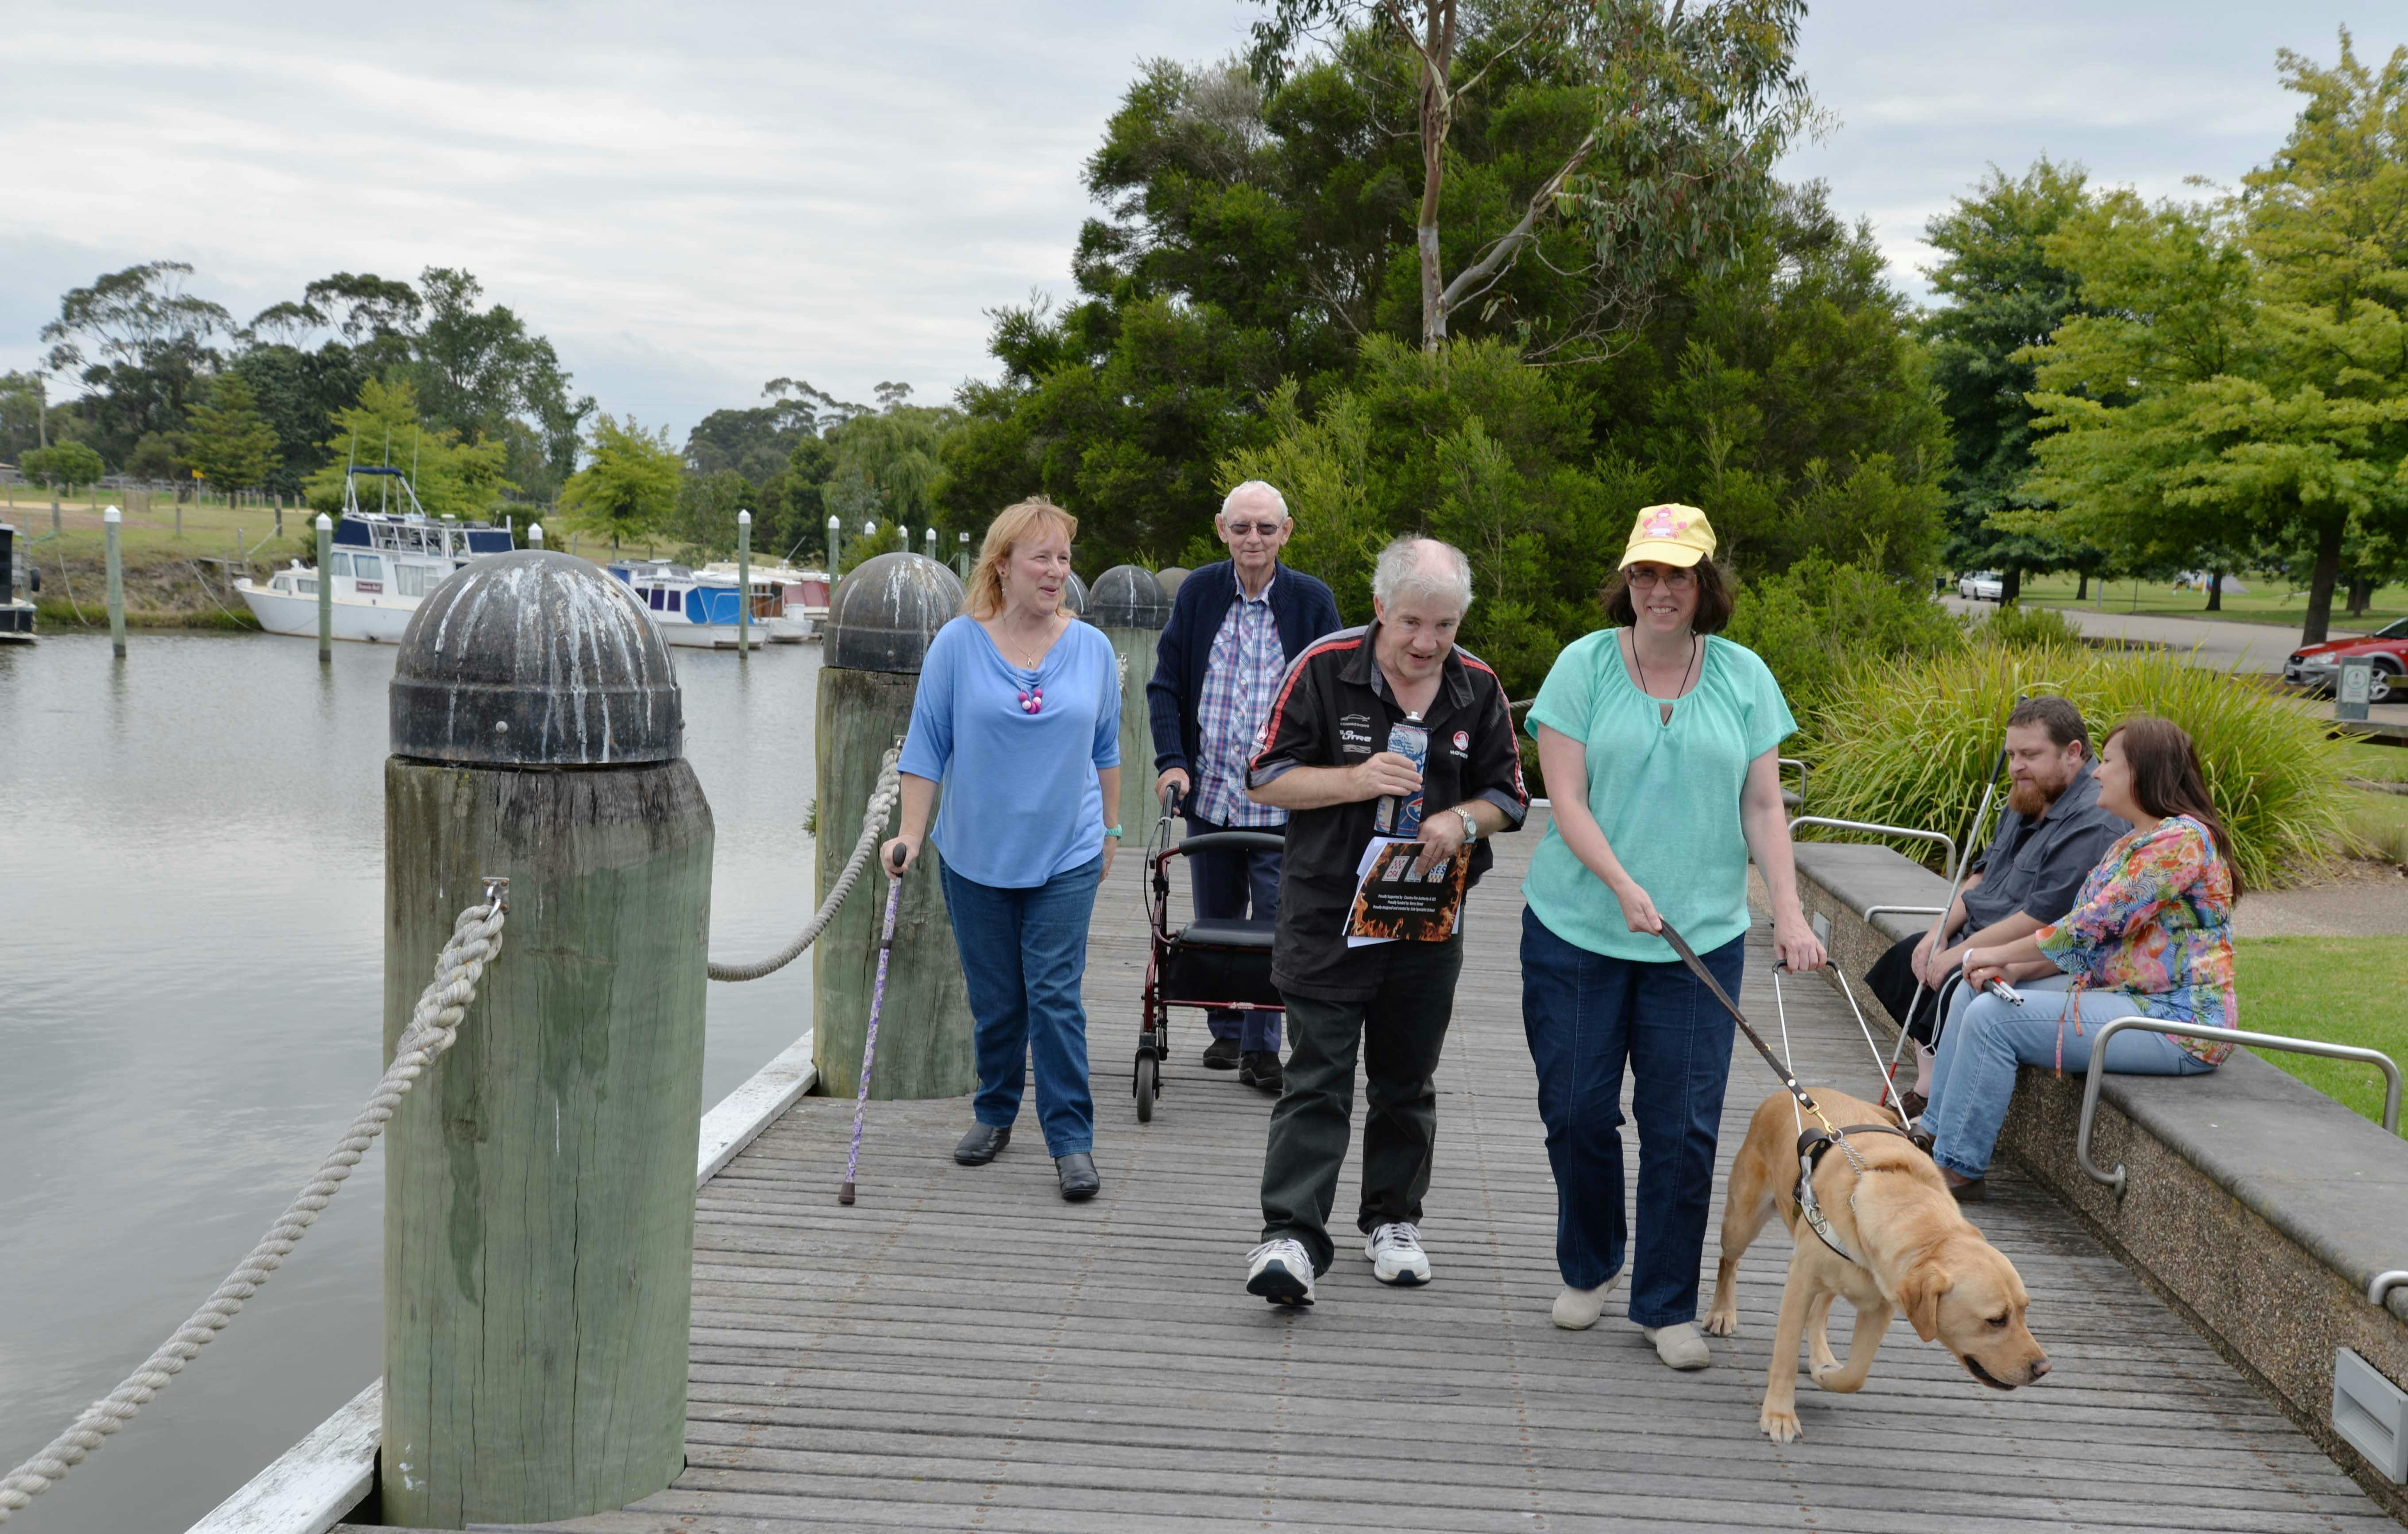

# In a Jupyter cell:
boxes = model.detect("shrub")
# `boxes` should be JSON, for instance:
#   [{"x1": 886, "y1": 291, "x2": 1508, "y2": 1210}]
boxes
[
  {"x1": 1725, "y1": 553, "x2": 1964, "y2": 730},
  {"x1": 1975, "y1": 600, "x2": 2082, "y2": 651},
  {"x1": 1803, "y1": 646, "x2": 2350, "y2": 889}
]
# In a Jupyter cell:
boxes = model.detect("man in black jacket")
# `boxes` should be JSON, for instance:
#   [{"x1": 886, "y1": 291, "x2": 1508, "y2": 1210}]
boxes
[
  {"x1": 1239, "y1": 537, "x2": 1527, "y2": 1307},
  {"x1": 1146, "y1": 481, "x2": 1343, "y2": 1090}
]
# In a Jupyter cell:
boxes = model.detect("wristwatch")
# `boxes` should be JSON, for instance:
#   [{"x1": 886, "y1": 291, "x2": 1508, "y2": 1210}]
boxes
[{"x1": 1453, "y1": 806, "x2": 1480, "y2": 845}]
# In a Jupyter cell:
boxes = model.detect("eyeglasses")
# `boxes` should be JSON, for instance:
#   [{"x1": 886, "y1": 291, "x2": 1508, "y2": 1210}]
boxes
[
  {"x1": 1224, "y1": 521, "x2": 1285, "y2": 537},
  {"x1": 1627, "y1": 568, "x2": 1697, "y2": 590}
]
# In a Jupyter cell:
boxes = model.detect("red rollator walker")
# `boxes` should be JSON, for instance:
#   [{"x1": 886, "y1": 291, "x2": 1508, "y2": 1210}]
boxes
[{"x1": 1134, "y1": 787, "x2": 1285, "y2": 1121}]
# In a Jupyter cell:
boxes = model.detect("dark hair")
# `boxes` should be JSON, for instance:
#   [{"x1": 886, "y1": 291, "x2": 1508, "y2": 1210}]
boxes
[
  {"x1": 2007, "y1": 695, "x2": 2090, "y2": 754},
  {"x1": 2102, "y1": 715, "x2": 2244, "y2": 900},
  {"x1": 1600, "y1": 558, "x2": 1734, "y2": 634}
]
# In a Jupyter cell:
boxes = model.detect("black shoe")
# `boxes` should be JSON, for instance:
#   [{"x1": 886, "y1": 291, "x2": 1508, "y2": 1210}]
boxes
[
  {"x1": 1056, "y1": 1151, "x2": 1100, "y2": 1201},
  {"x1": 954, "y1": 1124, "x2": 1011, "y2": 1166},
  {"x1": 1202, "y1": 1037, "x2": 1241, "y2": 1070},
  {"x1": 1238, "y1": 1050, "x2": 1284, "y2": 1093}
]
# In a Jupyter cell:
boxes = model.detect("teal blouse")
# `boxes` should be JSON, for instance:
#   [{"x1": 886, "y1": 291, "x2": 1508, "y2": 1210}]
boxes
[{"x1": 1521, "y1": 630, "x2": 1795, "y2": 961}]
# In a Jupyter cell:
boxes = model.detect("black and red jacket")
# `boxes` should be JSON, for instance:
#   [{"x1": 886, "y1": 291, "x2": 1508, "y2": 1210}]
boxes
[{"x1": 1246, "y1": 622, "x2": 1528, "y2": 1001}]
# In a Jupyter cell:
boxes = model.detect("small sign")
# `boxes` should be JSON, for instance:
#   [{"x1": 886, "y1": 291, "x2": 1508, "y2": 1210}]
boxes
[{"x1": 2339, "y1": 656, "x2": 2374, "y2": 722}]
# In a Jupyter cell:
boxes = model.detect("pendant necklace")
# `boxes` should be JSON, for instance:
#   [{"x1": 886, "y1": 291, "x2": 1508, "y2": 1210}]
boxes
[
  {"x1": 1634, "y1": 631, "x2": 1699, "y2": 704},
  {"x1": 1009, "y1": 618, "x2": 1052, "y2": 715}
]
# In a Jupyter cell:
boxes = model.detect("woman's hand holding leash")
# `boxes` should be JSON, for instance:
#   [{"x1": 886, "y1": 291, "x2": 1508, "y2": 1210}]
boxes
[{"x1": 1609, "y1": 875, "x2": 1663, "y2": 935}]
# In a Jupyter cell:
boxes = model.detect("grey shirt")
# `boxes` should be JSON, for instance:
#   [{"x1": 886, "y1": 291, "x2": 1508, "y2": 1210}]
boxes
[{"x1": 1957, "y1": 762, "x2": 2130, "y2": 937}]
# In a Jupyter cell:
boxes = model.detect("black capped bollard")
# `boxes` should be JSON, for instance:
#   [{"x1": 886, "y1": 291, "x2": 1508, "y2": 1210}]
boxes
[
  {"x1": 382, "y1": 551, "x2": 708, "y2": 1527},
  {"x1": 817, "y1": 551, "x2": 976, "y2": 1100},
  {"x1": 1085, "y1": 564, "x2": 1171, "y2": 835}
]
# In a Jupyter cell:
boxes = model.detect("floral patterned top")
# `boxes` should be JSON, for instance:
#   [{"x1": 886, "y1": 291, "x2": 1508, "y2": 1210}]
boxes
[{"x1": 2035, "y1": 815, "x2": 2239, "y2": 1064}]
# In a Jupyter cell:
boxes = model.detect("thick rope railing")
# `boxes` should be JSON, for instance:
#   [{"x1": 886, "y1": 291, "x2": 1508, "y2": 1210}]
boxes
[
  {"x1": 707, "y1": 744, "x2": 903, "y2": 982},
  {"x1": 0, "y1": 882, "x2": 510, "y2": 1524}
]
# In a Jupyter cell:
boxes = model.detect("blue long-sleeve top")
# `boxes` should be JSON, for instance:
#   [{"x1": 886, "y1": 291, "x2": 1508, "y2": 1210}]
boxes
[{"x1": 899, "y1": 615, "x2": 1122, "y2": 889}]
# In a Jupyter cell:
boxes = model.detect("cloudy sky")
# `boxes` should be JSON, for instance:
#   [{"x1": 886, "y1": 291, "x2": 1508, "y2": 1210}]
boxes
[{"x1": 2, "y1": 1, "x2": 2393, "y2": 443}]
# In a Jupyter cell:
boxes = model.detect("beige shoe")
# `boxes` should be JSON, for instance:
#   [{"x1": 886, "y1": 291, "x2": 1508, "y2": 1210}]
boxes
[
  {"x1": 1551, "y1": 1275, "x2": 1623, "y2": 1329},
  {"x1": 1643, "y1": 1321, "x2": 1712, "y2": 1370}
]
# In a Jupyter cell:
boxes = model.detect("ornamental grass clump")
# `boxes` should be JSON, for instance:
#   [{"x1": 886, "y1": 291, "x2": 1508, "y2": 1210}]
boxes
[{"x1": 1802, "y1": 644, "x2": 2350, "y2": 890}]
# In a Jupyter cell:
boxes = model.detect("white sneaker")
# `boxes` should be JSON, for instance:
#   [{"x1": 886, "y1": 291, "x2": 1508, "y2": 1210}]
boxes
[
  {"x1": 1643, "y1": 1321, "x2": 1713, "y2": 1370},
  {"x1": 1246, "y1": 1238, "x2": 1315, "y2": 1307},
  {"x1": 1363, "y1": 1222, "x2": 1432, "y2": 1287},
  {"x1": 1551, "y1": 1273, "x2": 1624, "y2": 1329}
]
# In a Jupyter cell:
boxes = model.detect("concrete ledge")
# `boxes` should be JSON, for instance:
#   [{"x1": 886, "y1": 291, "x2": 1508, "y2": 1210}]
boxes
[{"x1": 1794, "y1": 842, "x2": 2408, "y2": 1516}]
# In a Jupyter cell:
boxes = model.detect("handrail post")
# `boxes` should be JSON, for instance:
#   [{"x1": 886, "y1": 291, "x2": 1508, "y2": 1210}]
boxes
[{"x1": 2078, "y1": 1016, "x2": 2404, "y2": 1202}]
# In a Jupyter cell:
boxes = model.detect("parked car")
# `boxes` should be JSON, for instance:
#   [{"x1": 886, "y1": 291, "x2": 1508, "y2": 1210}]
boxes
[
  {"x1": 1957, "y1": 570, "x2": 2004, "y2": 602},
  {"x1": 2285, "y1": 616, "x2": 2408, "y2": 702}
]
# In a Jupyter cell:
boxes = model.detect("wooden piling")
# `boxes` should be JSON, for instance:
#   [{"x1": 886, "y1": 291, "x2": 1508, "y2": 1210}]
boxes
[
  {"x1": 381, "y1": 551, "x2": 705, "y2": 1528},
  {"x1": 1085, "y1": 565, "x2": 1171, "y2": 836},
  {"x1": 104, "y1": 506, "x2": 126, "y2": 657},
  {"x1": 814, "y1": 552, "x2": 976, "y2": 1100},
  {"x1": 316, "y1": 514, "x2": 332, "y2": 662},
  {"x1": 738, "y1": 507, "x2": 752, "y2": 656}
]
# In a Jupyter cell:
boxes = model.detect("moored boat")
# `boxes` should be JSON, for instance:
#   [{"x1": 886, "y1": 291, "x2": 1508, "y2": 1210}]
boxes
[
  {"x1": 607, "y1": 559, "x2": 810, "y2": 648},
  {"x1": 0, "y1": 520, "x2": 35, "y2": 643},
  {"x1": 234, "y1": 468, "x2": 515, "y2": 643}
]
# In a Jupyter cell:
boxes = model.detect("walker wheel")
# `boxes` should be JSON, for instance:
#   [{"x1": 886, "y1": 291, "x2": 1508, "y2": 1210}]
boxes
[{"x1": 1135, "y1": 1054, "x2": 1158, "y2": 1122}]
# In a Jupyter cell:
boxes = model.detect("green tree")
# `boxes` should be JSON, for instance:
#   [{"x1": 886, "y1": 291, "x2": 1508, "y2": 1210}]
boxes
[
  {"x1": 0, "y1": 371, "x2": 50, "y2": 462},
  {"x1": 180, "y1": 372, "x2": 281, "y2": 502},
  {"x1": 667, "y1": 467, "x2": 752, "y2": 558},
  {"x1": 1250, "y1": 0, "x2": 1813, "y2": 353},
  {"x1": 558, "y1": 414, "x2": 680, "y2": 549},
  {"x1": 39, "y1": 261, "x2": 231, "y2": 468},
  {"x1": 303, "y1": 377, "x2": 511, "y2": 522},
  {"x1": 1920, "y1": 158, "x2": 2101, "y2": 599},
  {"x1": 19, "y1": 441, "x2": 105, "y2": 533}
]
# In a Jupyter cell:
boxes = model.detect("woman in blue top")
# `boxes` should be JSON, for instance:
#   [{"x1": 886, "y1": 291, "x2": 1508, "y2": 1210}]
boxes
[
  {"x1": 1519, "y1": 503, "x2": 1824, "y2": 1370},
  {"x1": 883, "y1": 498, "x2": 1123, "y2": 1202}
]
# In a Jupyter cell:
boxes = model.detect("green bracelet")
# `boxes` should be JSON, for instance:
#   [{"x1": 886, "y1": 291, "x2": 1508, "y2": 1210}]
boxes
[{"x1": 1105, "y1": 825, "x2": 1123, "y2": 838}]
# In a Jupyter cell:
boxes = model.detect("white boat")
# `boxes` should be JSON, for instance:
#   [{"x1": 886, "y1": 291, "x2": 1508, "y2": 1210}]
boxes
[
  {"x1": 234, "y1": 468, "x2": 515, "y2": 643},
  {"x1": 606, "y1": 560, "x2": 810, "y2": 648},
  {"x1": 696, "y1": 561, "x2": 830, "y2": 638}
]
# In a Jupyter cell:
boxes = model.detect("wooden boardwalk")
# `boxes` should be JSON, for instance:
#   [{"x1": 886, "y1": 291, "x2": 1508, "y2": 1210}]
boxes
[{"x1": 546, "y1": 825, "x2": 2391, "y2": 1533}]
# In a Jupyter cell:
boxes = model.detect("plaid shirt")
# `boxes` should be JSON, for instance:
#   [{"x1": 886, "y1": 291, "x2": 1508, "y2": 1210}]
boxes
[{"x1": 1192, "y1": 576, "x2": 1288, "y2": 828}]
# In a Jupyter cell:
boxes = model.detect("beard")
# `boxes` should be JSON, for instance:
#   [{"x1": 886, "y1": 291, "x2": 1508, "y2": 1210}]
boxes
[{"x1": 2006, "y1": 777, "x2": 2061, "y2": 819}]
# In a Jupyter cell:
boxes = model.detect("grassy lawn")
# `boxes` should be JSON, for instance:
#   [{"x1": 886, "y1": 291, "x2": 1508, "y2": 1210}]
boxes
[
  {"x1": 2343, "y1": 742, "x2": 2408, "y2": 786},
  {"x1": 2010, "y1": 569, "x2": 2408, "y2": 631},
  {"x1": 2234, "y1": 936, "x2": 2407, "y2": 1136}
]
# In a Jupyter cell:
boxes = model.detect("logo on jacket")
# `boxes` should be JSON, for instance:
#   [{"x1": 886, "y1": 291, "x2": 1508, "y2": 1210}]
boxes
[{"x1": 1452, "y1": 730, "x2": 1470, "y2": 752}]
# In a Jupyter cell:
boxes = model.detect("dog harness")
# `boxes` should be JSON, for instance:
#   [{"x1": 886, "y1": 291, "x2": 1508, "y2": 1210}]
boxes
[{"x1": 1794, "y1": 1122, "x2": 1931, "y2": 1265}]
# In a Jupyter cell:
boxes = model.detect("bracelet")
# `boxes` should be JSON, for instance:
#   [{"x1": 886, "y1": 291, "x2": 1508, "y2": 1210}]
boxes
[{"x1": 1104, "y1": 825, "x2": 1123, "y2": 839}]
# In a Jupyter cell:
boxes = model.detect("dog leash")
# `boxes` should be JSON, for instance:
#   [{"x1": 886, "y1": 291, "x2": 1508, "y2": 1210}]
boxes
[{"x1": 1656, "y1": 917, "x2": 1888, "y2": 1265}]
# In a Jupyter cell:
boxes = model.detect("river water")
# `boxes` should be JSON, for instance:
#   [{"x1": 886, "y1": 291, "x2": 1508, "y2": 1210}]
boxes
[{"x1": 0, "y1": 631, "x2": 826, "y2": 1533}]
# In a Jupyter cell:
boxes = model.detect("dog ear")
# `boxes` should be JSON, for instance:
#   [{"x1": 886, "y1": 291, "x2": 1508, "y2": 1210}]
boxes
[{"x1": 1903, "y1": 1263, "x2": 1953, "y2": 1343}]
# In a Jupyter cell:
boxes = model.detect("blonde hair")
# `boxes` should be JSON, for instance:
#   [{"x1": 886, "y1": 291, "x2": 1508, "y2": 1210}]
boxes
[{"x1": 964, "y1": 497, "x2": 1079, "y2": 619}]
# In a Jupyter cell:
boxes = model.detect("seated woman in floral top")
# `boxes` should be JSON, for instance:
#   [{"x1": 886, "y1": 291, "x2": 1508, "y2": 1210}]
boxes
[{"x1": 1922, "y1": 715, "x2": 2241, "y2": 1201}]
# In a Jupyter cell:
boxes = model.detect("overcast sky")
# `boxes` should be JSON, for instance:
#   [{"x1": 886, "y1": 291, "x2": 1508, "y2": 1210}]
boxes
[{"x1": 3, "y1": 2, "x2": 2395, "y2": 444}]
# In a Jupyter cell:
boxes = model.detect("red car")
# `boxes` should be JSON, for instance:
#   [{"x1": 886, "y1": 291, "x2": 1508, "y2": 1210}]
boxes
[{"x1": 2285, "y1": 617, "x2": 2408, "y2": 703}]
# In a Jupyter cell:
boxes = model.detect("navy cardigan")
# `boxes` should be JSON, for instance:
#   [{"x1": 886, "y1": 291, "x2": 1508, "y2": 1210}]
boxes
[{"x1": 1146, "y1": 559, "x2": 1344, "y2": 779}]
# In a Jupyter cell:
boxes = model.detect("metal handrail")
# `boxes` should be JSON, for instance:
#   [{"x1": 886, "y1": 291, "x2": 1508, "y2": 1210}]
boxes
[
  {"x1": 2371, "y1": 1271, "x2": 2408, "y2": 1309},
  {"x1": 2077, "y1": 1016, "x2": 2404, "y2": 1199},
  {"x1": 1863, "y1": 904, "x2": 1946, "y2": 923},
  {"x1": 1778, "y1": 757, "x2": 1809, "y2": 810},
  {"x1": 1787, "y1": 815, "x2": 1957, "y2": 881}
]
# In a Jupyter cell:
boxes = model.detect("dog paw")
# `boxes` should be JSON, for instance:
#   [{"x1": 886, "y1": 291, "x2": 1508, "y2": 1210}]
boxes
[
  {"x1": 1701, "y1": 1308, "x2": 1737, "y2": 1337},
  {"x1": 1759, "y1": 1404, "x2": 1802, "y2": 1443},
  {"x1": 1810, "y1": 1361, "x2": 1862, "y2": 1394}
]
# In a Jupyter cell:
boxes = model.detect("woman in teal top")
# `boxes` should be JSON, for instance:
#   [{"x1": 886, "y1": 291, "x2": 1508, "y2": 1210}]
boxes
[{"x1": 1519, "y1": 503, "x2": 1824, "y2": 1372}]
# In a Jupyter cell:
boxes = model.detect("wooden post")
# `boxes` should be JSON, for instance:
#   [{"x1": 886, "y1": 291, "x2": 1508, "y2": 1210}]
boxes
[
  {"x1": 737, "y1": 507, "x2": 752, "y2": 656},
  {"x1": 826, "y1": 514, "x2": 841, "y2": 579},
  {"x1": 815, "y1": 551, "x2": 976, "y2": 1099},
  {"x1": 104, "y1": 506, "x2": 126, "y2": 657},
  {"x1": 1085, "y1": 565, "x2": 1171, "y2": 836},
  {"x1": 315, "y1": 514, "x2": 333, "y2": 663},
  {"x1": 382, "y1": 550, "x2": 705, "y2": 1528}
]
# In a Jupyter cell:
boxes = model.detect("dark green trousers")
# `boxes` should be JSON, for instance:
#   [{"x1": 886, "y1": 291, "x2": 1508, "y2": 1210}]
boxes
[{"x1": 1259, "y1": 941, "x2": 1463, "y2": 1274}]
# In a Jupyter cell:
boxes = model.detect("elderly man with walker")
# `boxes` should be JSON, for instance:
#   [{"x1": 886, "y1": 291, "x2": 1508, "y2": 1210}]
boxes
[
  {"x1": 1147, "y1": 480, "x2": 1343, "y2": 1092},
  {"x1": 1240, "y1": 537, "x2": 1528, "y2": 1306}
]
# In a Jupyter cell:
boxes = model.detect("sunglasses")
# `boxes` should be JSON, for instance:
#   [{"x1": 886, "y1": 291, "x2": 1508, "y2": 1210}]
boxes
[{"x1": 1224, "y1": 521, "x2": 1285, "y2": 537}]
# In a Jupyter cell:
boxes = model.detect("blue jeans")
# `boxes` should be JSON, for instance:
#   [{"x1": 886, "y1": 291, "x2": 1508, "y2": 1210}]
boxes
[
  {"x1": 940, "y1": 856, "x2": 1104, "y2": 1157},
  {"x1": 1187, "y1": 815, "x2": 1283, "y2": 1050},
  {"x1": 1519, "y1": 907, "x2": 1743, "y2": 1328},
  {"x1": 1925, "y1": 975, "x2": 2215, "y2": 1180}
]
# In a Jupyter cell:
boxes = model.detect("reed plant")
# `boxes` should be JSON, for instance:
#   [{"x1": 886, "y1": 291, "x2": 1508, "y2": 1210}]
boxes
[
  {"x1": 1801, "y1": 643, "x2": 2351, "y2": 889},
  {"x1": 1972, "y1": 601, "x2": 2082, "y2": 652}
]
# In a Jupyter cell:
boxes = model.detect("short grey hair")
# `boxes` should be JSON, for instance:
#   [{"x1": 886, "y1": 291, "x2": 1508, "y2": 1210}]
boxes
[
  {"x1": 1220, "y1": 480, "x2": 1289, "y2": 522},
  {"x1": 1372, "y1": 536, "x2": 1473, "y2": 612}
]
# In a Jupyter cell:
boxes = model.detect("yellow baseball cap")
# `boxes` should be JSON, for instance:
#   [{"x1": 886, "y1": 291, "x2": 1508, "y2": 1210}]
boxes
[{"x1": 1620, "y1": 503, "x2": 1716, "y2": 569}]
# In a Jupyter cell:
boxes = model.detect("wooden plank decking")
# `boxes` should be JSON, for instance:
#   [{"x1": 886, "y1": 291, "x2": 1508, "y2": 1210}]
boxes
[{"x1": 544, "y1": 823, "x2": 2391, "y2": 1532}]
